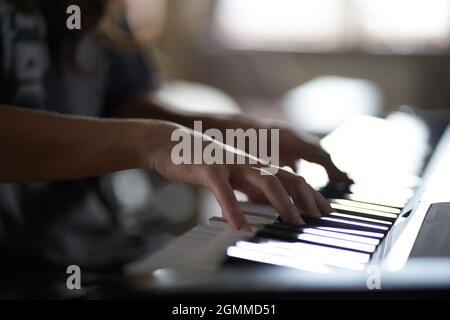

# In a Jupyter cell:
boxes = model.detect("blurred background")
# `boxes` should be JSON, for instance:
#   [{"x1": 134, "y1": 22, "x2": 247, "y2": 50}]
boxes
[{"x1": 111, "y1": 0, "x2": 450, "y2": 237}]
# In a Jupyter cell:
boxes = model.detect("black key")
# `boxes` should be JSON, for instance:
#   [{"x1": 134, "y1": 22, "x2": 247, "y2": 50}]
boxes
[
  {"x1": 226, "y1": 240, "x2": 370, "y2": 271},
  {"x1": 329, "y1": 198, "x2": 402, "y2": 215},
  {"x1": 327, "y1": 212, "x2": 394, "y2": 226},
  {"x1": 270, "y1": 222, "x2": 385, "y2": 239},
  {"x1": 265, "y1": 223, "x2": 381, "y2": 245},
  {"x1": 331, "y1": 193, "x2": 406, "y2": 210},
  {"x1": 330, "y1": 203, "x2": 398, "y2": 221},
  {"x1": 319, "y1": 185, "x2": 408, "y2": 209},
  {"x1": 276, "y1": 216, "x2": 390, "y2": 232},
  {"x1": 257, "y1": 227, "x2": 376, "y2": 254}
]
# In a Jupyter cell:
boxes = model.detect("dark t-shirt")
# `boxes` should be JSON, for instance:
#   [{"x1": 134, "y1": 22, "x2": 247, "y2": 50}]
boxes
[{"x1": 0, "y1": 1, "x2": 159, "y2": 267}]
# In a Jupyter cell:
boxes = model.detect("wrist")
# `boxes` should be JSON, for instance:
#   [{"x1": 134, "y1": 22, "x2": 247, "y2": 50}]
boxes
[
  {"x1": 122, "y1": 120, "x2": 158, "y2": 170},
  {"x1": 131, "y1": 119, "x2": 187, "y2": 171}
]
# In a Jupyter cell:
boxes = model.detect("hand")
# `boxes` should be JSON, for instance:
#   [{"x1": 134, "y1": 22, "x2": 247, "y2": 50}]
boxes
[
  {"x1": 144, "y1": 121, "x2": 333, "y2": 231},
  {"x1": 207, "y1": 115, "x2": 353, "y2": 185}
]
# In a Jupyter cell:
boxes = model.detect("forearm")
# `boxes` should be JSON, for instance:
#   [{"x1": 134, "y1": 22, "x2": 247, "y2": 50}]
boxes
[{"x1": 0, "y1": 105, "x2": 152, "y2": 182}]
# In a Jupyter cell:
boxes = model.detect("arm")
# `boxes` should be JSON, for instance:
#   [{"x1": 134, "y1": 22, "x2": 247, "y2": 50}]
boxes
[
  {"x1": 0, "y1": 105, "x2": 150, "y2": 182},
  {"x1": 111, "y1": 92, "x2": 210, "y2": 128},
  {"x1": 0, "y1": 104, "x2": 333, "y2": 230},
  {"x1": 113, "y1": 93, "x2": 352, "y2": 184}
]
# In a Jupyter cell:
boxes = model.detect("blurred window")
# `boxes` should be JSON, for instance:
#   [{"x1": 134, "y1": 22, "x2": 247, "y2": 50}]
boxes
[{"x1": 214, "y1": 0, "x2": 450, "y2": 54}]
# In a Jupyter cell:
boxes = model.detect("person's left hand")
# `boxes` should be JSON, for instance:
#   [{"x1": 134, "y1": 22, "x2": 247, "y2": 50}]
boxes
[{"x1": 206, "y1": 115, "x2": 353, "y2": 185}]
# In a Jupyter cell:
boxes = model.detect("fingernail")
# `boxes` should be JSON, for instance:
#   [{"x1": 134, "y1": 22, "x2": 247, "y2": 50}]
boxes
[
  {"x1": 311, "y1": 208, "x2": 321, "y2": 217},
  {"x1": 295, "y1": 216, "x2": 305, "y2": 226}
]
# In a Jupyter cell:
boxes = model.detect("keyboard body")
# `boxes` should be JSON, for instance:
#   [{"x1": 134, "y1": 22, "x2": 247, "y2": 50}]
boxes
[{"x1": 125, "y1": 111, "x2": 450, "y2": 295}]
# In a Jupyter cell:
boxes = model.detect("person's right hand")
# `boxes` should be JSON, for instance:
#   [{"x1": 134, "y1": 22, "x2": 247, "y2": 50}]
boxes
[{"x1": 143, "y1": 121, "x2": 333, "y2": 231}]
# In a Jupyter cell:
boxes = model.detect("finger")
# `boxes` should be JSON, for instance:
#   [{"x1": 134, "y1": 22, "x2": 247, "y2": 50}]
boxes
[
  {"x1": 236, "y1": 183, "x2": 270, "y2": 204},
  {"x1": 297, "y1": 145, "x2": 352, "y2": 184},
  {"x1": 325, "y1": 162, "x2": 352, "y2": 183},
  {"x1": 277, "y1": 170, "x2": 321, "y2": 218},
  {"x1": 309, "y1": 184, "x2": 334, "y2": 214},
  {"x1": 207, "y1": 172, "x2": 251, "y2": 231},
  {"x1": 242, "y1": 167, "x2": 304, "y2": 225},
  {"x1": 316, "y1": 153, "x2": 353, "y2": 185}
]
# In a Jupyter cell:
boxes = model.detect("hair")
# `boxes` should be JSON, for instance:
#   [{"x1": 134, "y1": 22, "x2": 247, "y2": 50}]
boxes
[{"x1": 7, "y1": 0, "x2": 140, "y2": 68}]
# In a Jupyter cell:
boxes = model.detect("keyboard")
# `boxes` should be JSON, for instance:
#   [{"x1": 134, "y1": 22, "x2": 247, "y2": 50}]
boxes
[
  {"x1": 125, "y1": 112, "x2": 450, "y2": 292},
  {"x1": 225, "y1": 191, "x2": 407, "y2": 272}
]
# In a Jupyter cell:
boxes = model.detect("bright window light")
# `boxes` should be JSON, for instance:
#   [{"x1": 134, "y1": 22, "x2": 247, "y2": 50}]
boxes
[
  {"x1": 214, "y1": 0, "x2": 450, "y2": 53},
  {"x1": 355, "y1": 0, "x2": 450, "y2": 53},
  {"x1": 214, "y1": 0, "x2": 347, "y2": 51}
]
